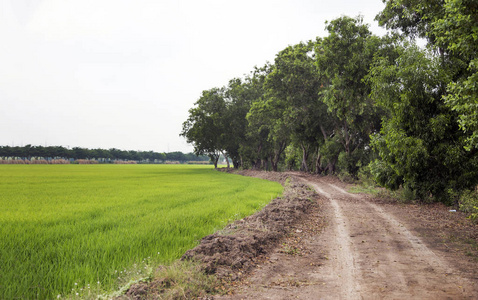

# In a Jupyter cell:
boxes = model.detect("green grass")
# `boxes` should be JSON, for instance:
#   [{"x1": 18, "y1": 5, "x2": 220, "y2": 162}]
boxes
[
  {"x1": 347, "y1": 185, "x2": 381, "y2": 196},
  {"x1": 0, "y1": 165, "x2": 283, "y2": 299}
]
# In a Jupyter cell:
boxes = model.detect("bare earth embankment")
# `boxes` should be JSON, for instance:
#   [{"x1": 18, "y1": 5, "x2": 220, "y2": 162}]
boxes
[{"x1": 126, "y1": 171, "x2": 478, "y2": 299}]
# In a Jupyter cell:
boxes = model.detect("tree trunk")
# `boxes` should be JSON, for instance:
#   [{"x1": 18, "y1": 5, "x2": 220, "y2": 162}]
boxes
[
  {"x1": 262, "y1": 157, "x2": 269, "y2": 171},
  {"x1": 254, "y1": 158, "x2": 261, "y2": 170},
  {"x1": 325, "y1": 158, "x2": 336, "y2": 174},
  {"x1": 319, "y1": 124, "x2": 328, "y2": 141},
  {"x1": 344, "y1": 120, "x2": 350, "y2": 155},
  {"x1": 272, "y1": 154, "x2": 279, "y2": 172},
  {"x1": 271, "y1": 161, "x2": 278, "y2": 172},
  {"x1": 222, "y1": 151, "x2": 230, "y2": 168},
  {"x1": 271, "y1": 141, "x2": 286, "y2": 172},
  {"x1": 301, "y1": 143, "x2": 309, "y2": 172},
  {"x1": 315, "y1": 150, "x2": 323, "y2": 174}
]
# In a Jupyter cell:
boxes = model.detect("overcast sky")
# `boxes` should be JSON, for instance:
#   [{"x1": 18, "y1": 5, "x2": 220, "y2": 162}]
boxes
[{"x1": 0, "y1": 0, "x2": 387, "y2": 153}]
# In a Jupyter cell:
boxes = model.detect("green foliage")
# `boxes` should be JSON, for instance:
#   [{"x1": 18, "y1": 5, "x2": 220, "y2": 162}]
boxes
[
  {"x1": 181, "y1": 88, "x2": 227, "y2": 167},
  {"x1": 223, "y1": 77, "x2": 266, "y2": 168},
  {"x1": 457, "y1": 189, "x2": 478, "y2": 223},
  {"x1": 458, "y1": 189, "x2": 478, "y2": 212},
  {"x1": 357, "y1": 165, "x2": 375, "y2": 187},
  {"x1": 229, "y1": 64, "x2": 274, "y2": 170},
  {"x1": 445, "y1": 66, "x2": 478, "y2": 150},
  {"x1": 378, "y1": 0, "x2": 478, "y2": 150},
  {"x1": 376, "y1": 0, "x2": 444, "y2": 42},
  {"x1": 369, "y1": 159, "x2": 403, "y2": 191},
  {"x1": 246, "y1": 93, "x2": 289, "y2": 170},
  {"x1": 368, "y1": 42, "x2": 478, "y2": 202},
  {"x1": 400, "y1": 186, "x2": 418, "y2": 203},
  {"x1": 337, "y1": 152, "x2": 350, "y2": 174},
  {"x1": 319, "y1": 138, "x2": 342, "y2": 163},
  {"x1": 263, "y1": 41, "x2": 326, "y2": 172},
  {"x1": 318, "y1": 137, "x2": 343, "y2": 174},
  {"x1": 317, "y1": 16, "x2": 374, "y2": 124},
  {"x1": 432, "y1": 0, "x2": 478, "y2": 150},
  {"x1": 284, "y1": 144, "x2": 301, "y2": 170},
  {"x1": 0, "y1": 165, "x2": 282, "y2": 299},
  {"x1": 315, "y1": 16, "x2": 384, "y2": 176}
]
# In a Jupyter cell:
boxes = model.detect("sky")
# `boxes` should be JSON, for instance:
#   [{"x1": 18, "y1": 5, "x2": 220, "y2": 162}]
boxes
[{"x1": 0, "y1": 0, "x2": 387, "y2": 153}]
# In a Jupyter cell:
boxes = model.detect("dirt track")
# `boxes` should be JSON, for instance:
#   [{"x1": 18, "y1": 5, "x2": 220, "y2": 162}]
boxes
[{"x1": 217, "y1": 173, "x2": 478, "y2": 299}]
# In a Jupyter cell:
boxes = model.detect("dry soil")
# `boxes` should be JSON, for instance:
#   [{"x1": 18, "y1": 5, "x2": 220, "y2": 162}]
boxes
[{"x1": 214, "y1": 171, "x2": 478, "y2": 300}]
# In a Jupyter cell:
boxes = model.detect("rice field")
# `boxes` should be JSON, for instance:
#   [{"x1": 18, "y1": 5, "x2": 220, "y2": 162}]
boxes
[{"x1": 0, "y1": 165, "x2": 283, "y2": 299}]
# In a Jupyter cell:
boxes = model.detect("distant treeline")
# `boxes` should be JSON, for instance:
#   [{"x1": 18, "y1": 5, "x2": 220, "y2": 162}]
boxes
[{"x1": 0, "y1": 145, "x2": 210, "y2": 163}]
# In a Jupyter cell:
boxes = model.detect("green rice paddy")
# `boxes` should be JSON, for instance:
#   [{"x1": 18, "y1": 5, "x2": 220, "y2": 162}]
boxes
[{"x1": 0, "y1": 165, "x2": 283, "y2": 299}]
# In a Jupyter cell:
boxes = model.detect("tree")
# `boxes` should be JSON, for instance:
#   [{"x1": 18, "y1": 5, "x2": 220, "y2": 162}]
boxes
[
  {"x1": 246, "y1": 97, "x2": 290, "y2": 171},
  {"x1": 315, "y1": 16, "x2": 383, "y2": 176},
  {"x1": 431, "y1": 0, "x2": 478, "y2": 150},
  {"x1": 376, "y1": 0, "x2": 445, "y2": 43},
  {"x1": 72, "y1": 147, "x2": 90, "y2": 159},
  {"x1": 368, "y1": 43, "x2": 478, "y2": 203},
  {"x1": 265, "y1": 40, "x2": 335, "y2": 173},
  {"x1": 165, "y1": 151, "x2": 186, "y2": 162},
  {"x1": 181, "y1": 88, "x2": 226, "y2": 168},
  {"x1": 238, "y1": 64, "x2": 278, "y2": 170},
  {"x1": 378, "y1": 0, "x2": 478, "y2": 150},
  {"x1": 222, "y1": 77, "x2": 257, "y2": 168}
]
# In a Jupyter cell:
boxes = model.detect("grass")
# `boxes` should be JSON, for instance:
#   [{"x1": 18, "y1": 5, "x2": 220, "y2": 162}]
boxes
[
  {"x1": 0, "y1": 165, "x2": 283, "y2": 299},
  {"x1": 147, "y1": 260, "x2": 219, "y2": 299},
  {"x1": 347, "y1": 185, "x2": 381, "y2": 196}
]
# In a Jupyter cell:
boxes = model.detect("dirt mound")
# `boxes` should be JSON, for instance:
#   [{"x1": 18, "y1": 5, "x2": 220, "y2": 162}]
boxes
[
  {"x1": 182, "y1": 176, "x2": 316, "y2": 279},
  {"x1": 226, "y1": 169, "x2": 291, "y2": 185}
]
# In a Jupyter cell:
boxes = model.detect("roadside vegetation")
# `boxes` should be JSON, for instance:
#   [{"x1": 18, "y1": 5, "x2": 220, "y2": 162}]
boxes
[
  {"x1": 0, "y1": 165, "x2": 282, "y2": 299},
  {"x1": 181, "y1": 0, "x2": 478, "y2": 212}
]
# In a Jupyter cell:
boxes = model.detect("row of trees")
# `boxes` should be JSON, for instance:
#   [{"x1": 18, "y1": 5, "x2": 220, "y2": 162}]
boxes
[
  {"x1": 0, "y1": 145, "x2": 209, "y2": 163},
  {"x1": 181, "y1": 0, "x2": 478, "y2": 204},
  {"x1": 181, "y1": 17, "x2": 381, "y2": 172}
]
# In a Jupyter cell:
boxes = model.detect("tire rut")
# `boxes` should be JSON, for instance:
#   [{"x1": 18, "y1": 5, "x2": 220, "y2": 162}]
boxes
[
  {"x1": 308, "y1": 182, "x2": 360, "y2": 299},
  {"x1": 216, "y1": 174, "x2": 477, "y2": 299},
  {"x1": 308, "y1": 178, "x2": 476, "y2": 299}
]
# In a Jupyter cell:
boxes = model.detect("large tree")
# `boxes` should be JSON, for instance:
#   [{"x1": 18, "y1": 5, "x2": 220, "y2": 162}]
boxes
[
  {"x1": 315, "y1": 16, "x2": 383, "y2": 176},
  {"x1": 180, "y1": 88, "x2": 226, "y2": 168},
  {"x1": 264, "y1": 41, "x2": 326, "y2": 172},
  {"x1": 235, "y1": 64, "x2": 275, "y2": 169},
  {"x1": 222, "y1": 76, "x2": 262, "y2": 168}
]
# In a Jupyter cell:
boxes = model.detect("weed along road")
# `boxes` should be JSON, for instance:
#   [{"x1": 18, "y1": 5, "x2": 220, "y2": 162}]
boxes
[{"x1": 218, "y1": 174, "x2": 478, "y2": 299}]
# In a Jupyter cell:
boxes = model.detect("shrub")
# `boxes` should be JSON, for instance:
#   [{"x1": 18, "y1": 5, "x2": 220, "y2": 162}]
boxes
[
  {"x1": 114, "y1": 160, "x2": 137, "y2": 164},
  {"x1": 77, "y1": 159, "x2": 99, "y2": 164},
  {"x1": 400, "y1": 186, "x2": 418, "y2": 203},
  {"x1": 458, "y1": 190, "x2": 478, "y2": 223}
]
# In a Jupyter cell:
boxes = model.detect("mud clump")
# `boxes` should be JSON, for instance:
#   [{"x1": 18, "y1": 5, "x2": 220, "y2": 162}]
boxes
[{"x1": 182, "y1": 174, "x2": 317, "y2": 280}]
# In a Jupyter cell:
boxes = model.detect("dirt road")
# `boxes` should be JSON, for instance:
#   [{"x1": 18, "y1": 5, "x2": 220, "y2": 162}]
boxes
[{"x1": 217, "y1": 174, "x2": 478, "y2": 299}]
